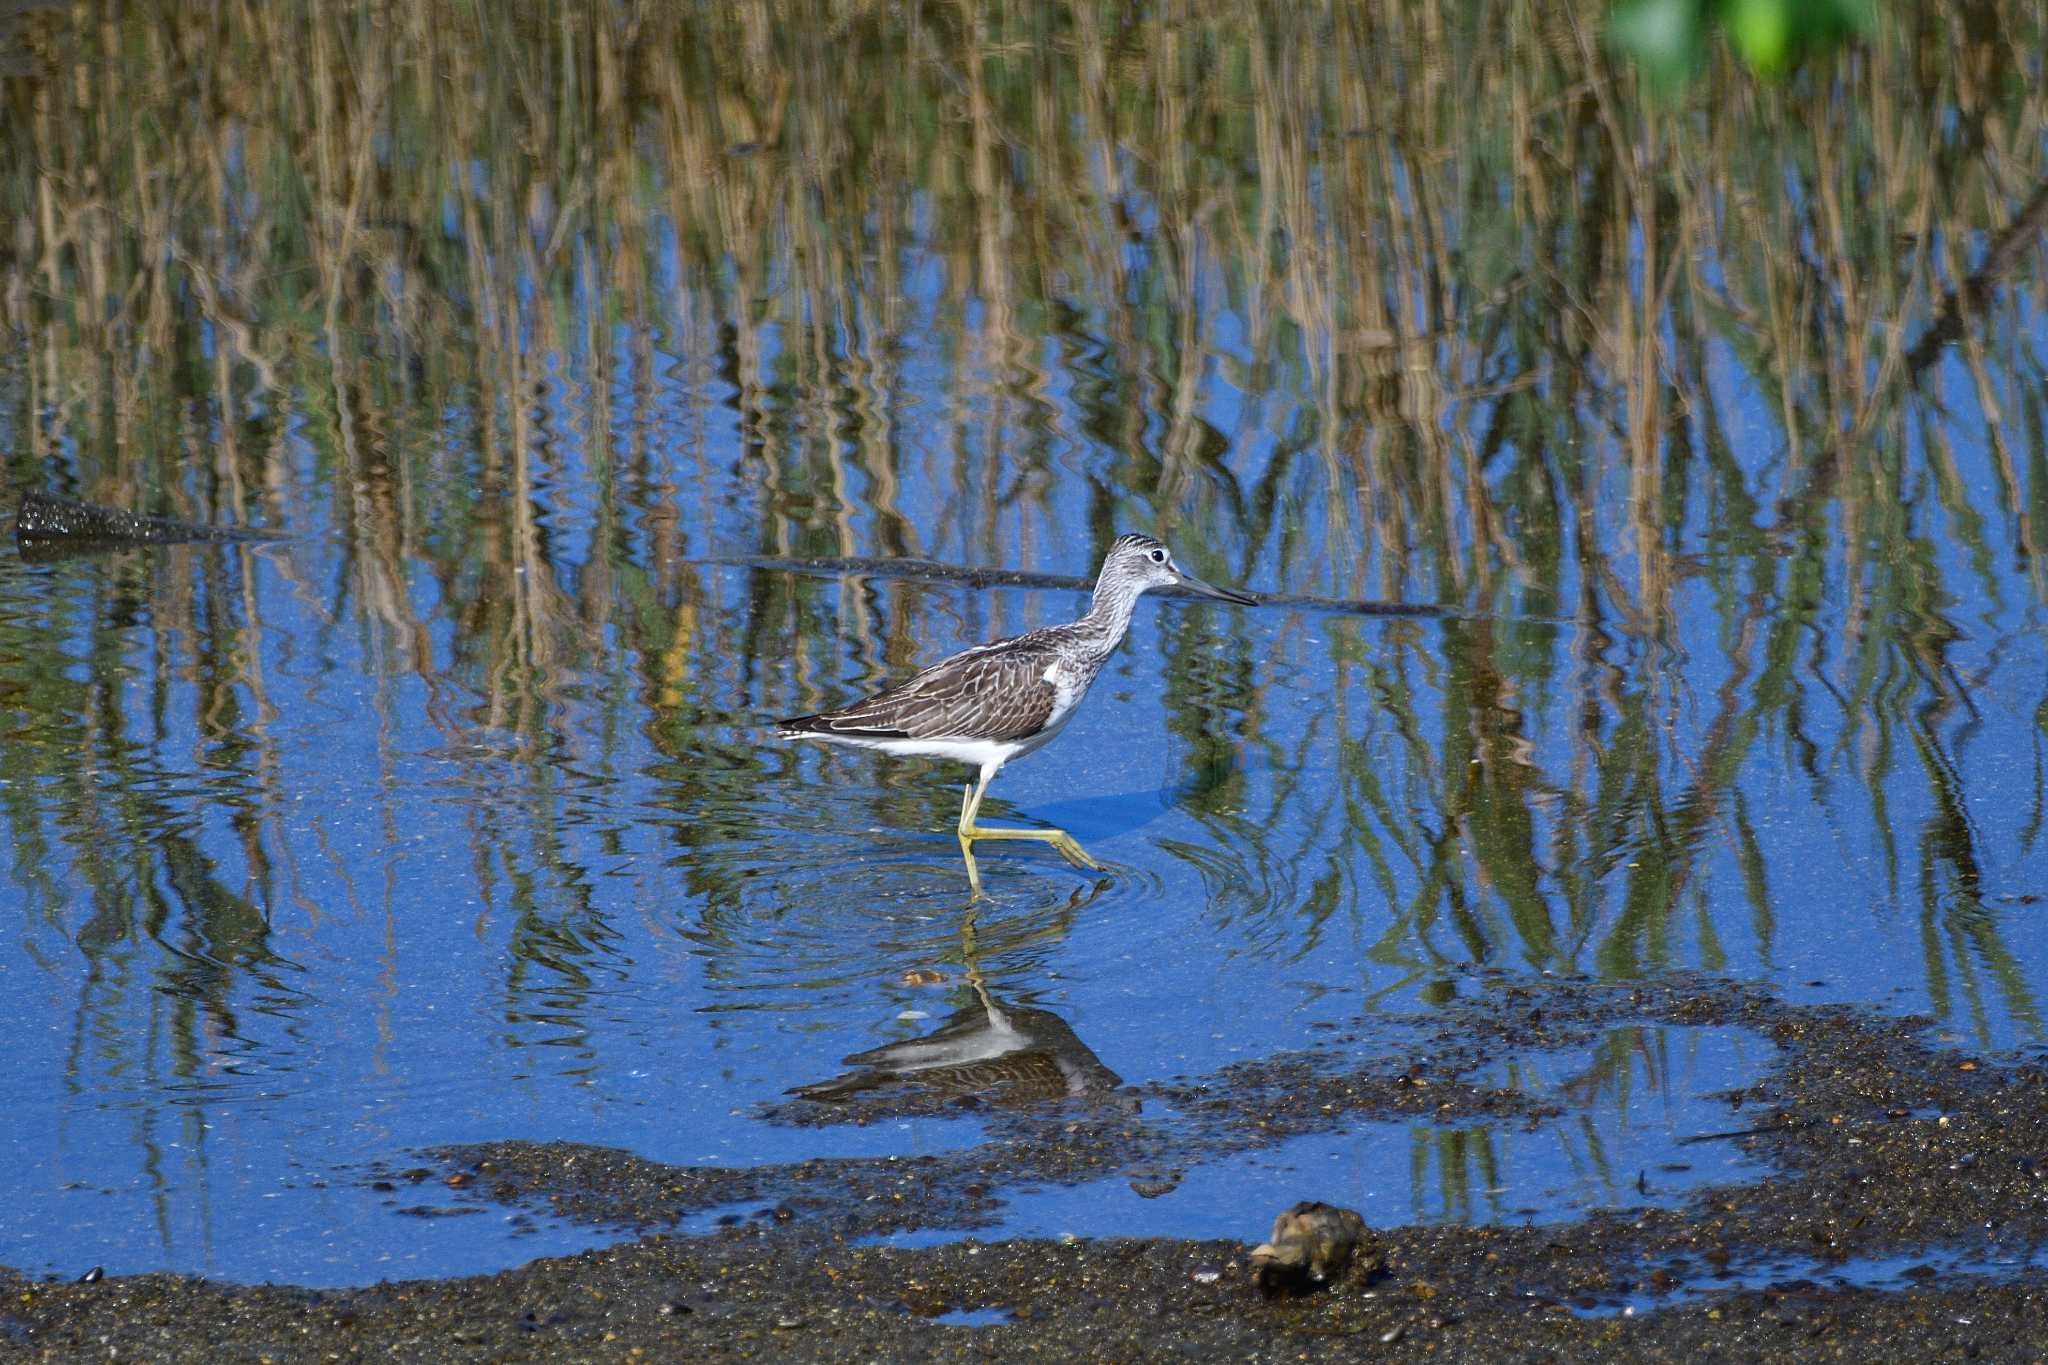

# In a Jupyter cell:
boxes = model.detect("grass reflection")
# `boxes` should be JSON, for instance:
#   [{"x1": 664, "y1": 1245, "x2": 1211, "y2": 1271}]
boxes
[{"x1": 0, "y1": 0, "x2": 2042, "y2": 1213}]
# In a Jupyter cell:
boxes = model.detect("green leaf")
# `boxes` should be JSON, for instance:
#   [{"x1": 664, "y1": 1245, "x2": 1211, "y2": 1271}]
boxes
[
  {"x1": 1724, "y1": 0, "x2": 1793, "y2": 73},
  {"x1": 1609, "y1": 0, "x2": 1707, "y2": 88}
]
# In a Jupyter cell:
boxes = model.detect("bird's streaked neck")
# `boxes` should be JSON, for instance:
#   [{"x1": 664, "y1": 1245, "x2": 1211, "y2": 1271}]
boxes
[{"x1": 1077, "y1": 576, "x2": 1143, "y2": 653}]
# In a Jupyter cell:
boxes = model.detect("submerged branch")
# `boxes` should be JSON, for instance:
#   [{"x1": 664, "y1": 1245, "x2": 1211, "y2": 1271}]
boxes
[{"x1": 1905, "y1": 178, "x2": 2048, "y2": 381}]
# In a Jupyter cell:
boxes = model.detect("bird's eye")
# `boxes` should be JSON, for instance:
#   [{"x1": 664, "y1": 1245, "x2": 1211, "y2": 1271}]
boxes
[{"x1": 1149, "y1": 549, "x2": 1167, "y2": 564}]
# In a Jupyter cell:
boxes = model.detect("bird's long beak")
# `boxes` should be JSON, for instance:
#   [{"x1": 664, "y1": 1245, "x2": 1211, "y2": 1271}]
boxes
[{"x1": 1171, "y1": 568, "x2": 1257, "y2": 605}]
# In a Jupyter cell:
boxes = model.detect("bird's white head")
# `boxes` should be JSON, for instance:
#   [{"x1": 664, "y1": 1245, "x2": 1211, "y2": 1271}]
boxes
[{"x1": 1096, "y1": 533, "x2": 1255, "y2": 606}]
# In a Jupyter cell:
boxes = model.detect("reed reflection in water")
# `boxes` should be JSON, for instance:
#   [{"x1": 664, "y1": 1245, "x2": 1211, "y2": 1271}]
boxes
[{"x1": 0, "y1": 0, "x2": 2044, "y2": 1282}]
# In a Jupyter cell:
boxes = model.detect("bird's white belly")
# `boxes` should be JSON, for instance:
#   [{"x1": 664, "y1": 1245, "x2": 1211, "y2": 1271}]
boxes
[{"x1": 811, "y1": 734, "x2": 1023, "y2": 769}]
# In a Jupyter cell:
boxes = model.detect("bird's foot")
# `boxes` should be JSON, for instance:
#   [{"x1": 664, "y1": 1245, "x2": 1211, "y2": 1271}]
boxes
[
  {"x1": 1045, "y1": 832, "x2": 1103, "y2": 871},
  {"x1": 958, "y1": 824, "x2": 1104, "y2": 874}
]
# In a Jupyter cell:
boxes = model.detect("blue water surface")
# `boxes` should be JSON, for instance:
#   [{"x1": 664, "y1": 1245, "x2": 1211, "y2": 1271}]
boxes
[{"x1": 3, "y1": 17, "x2": 2047, "y2": 1290}]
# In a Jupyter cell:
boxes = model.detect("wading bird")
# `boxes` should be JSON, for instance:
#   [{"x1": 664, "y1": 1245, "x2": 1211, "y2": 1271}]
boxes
[{"x1": 777, "y1": 534, "x2": 1254, "y2": 892}]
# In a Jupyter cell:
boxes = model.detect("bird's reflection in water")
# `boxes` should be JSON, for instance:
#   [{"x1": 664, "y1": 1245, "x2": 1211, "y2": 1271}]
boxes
[{"x1": 789, "y1": 911, "x2": 1122, "y2": 1108}]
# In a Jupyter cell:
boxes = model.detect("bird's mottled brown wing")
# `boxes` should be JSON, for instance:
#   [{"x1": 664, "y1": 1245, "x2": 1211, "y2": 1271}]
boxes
[{"x1": 784, "y1": 640, "x2": 1059, "y2": 742}]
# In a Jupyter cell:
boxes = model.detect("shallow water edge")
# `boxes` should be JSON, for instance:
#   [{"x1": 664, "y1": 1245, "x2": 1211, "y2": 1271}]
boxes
[{"x1": 8, "y1": 971, "x2": 2047, "y2": 1361}]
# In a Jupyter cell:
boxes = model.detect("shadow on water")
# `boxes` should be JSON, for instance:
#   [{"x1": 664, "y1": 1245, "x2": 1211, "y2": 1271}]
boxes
[
  {"x1": 0, "y1": 0, "x2": 2044, "y2": 1286},
  {"x1": 1020, "y1": 782, "x2": 1195, "y2": 842}
]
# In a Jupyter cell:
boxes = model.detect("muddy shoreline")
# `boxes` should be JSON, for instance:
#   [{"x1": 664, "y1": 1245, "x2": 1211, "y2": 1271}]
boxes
[{"x1": 9, "y1": 975, "x2": 2047, "y2": 1361}]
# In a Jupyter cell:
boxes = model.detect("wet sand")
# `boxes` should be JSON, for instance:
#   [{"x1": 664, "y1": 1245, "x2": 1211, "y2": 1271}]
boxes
[{"x1": 9, "y1": 975, "x2": 2047, "y2": 1361}]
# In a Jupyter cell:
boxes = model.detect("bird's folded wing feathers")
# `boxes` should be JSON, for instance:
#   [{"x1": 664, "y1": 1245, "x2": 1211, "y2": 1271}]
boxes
[{"x1": 803, "y1": 644, "x2": 1059, "y2": 741}]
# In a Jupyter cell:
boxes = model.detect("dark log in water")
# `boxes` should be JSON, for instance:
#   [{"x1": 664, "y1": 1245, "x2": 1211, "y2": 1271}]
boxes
[{"x1": 14, "y1": 491, "x2": 285, "y2": 561}]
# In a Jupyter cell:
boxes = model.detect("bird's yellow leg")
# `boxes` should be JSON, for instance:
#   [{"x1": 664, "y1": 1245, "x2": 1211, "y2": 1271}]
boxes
[
  {"x1": 954, "y1": 767, "x2": 1103, "y2": 874},
  {"x1": 956, "y1": 780, "x2": 987, "y2": 895},
  {"x1": 957, "y1": 836, "x2": 985, "y2": 895}
]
